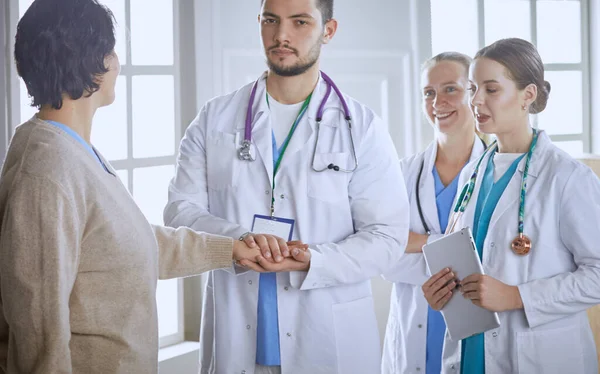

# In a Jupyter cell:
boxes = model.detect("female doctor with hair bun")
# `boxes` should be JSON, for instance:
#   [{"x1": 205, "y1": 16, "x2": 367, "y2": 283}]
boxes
[{"x1": 423, "y1": 38, "x2": 600, "y2": 374}]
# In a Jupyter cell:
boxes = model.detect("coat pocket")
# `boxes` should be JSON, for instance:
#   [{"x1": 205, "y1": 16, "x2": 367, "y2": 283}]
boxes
[
  {"x1": 307, "y1": 152, "x2": 350, "y2": 202},
  {"x1": 332, "y1": 296, "x2": 380, "y2": 374},
  {"x1": 206, "y1": 131, "x2": 240, "y2": 190},
  {"x1": 516, "y1": 324, "x2": 585, "y2": 374}
]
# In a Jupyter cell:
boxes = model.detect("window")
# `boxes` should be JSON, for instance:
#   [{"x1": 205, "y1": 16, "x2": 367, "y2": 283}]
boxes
[
  {"x1": 430, "y1": 0, "x2": 590, "y2": 155},
  {"x1": 11, "y1": 0, "x2": 183, "y2": 347}
]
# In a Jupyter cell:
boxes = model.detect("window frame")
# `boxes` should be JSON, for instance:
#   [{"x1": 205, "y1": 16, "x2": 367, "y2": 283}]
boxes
[
  {"x1": 591, "y1": 0, "x2": 600, "y2": 153},
  {"x1": 99, "y1": 0, "x2": 186, "y2": 349},
  {"x1": 429, "y1": 0, "x2": 591, "y2": 153}
]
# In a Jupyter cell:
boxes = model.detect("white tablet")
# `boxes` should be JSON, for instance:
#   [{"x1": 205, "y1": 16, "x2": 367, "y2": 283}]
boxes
[{"x1": 422, "y1": 227, "x2": 500, "y2": 341}]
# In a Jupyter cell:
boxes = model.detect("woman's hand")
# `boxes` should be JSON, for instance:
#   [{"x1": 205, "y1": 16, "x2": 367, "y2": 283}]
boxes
[
  {"x1": 422, "y1": 268, "x2": 458, "y2": 310},
  {"x1": 240, "y1": 233, "x2": 289, "y2": 262},
  {"x1": 460, "y1": 274, "x2": 524, "y2": 312},
  {"x1": 233, "y1": 239, "x2": 263, "y2": 263},
  {"x1": 405, "y1": 231, "x2": 429, "y2": 253},
  {"x1": 233, "y1": 239, "x2": 310, "y2": 269}
]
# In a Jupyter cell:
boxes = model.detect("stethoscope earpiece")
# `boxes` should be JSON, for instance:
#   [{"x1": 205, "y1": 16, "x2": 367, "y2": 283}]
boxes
[{"x1": 327, "y1": 163, "x2": 340, "y2": 172}]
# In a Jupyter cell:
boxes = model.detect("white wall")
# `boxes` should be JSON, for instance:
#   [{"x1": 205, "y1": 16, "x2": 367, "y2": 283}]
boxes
[{"x1": 159, "y1": 350, "x2": 199, "y2": 374}]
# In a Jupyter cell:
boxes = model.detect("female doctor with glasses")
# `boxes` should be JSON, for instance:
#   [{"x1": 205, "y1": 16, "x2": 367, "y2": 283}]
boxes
[
  {"x1": 382, "y1": 52, "x2": 486, "y2": 374},
  {"x1": 423, "y1": 38, "x2": 600, "y2": 374}
]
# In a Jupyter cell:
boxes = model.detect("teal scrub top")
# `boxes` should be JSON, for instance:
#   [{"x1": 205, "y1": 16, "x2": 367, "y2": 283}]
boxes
[{"x1": 460, "y1": 152, "x2": 525, "y2": 374}]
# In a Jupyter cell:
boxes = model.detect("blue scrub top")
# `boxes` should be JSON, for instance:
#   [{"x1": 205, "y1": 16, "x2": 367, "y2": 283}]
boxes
[
  {"x1": 461, "y1": 152, "x2": 525, "y2": 374},
  {"x1": 426, "y1": 166, "x2": 460, "y2": 374},
  {"x1": 255, "y1": 132, "x2": 285, "y2": 366}
]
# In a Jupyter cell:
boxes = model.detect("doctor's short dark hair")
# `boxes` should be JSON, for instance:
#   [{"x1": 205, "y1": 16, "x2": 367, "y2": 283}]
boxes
[
  {"x1": 475, "y1": 38, "x2": 551, "y2": 114},
  {"x1": 14, "y1": 0, "x2": 116, "y2": 110},
  {"x1": 260, "y1": 0, "x2": 334, "y2": 23}
]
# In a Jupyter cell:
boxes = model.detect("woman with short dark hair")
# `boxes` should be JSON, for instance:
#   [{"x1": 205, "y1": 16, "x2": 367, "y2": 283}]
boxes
[{"x1": 0, "y1": 1, "x2": 278, "y2": 372}]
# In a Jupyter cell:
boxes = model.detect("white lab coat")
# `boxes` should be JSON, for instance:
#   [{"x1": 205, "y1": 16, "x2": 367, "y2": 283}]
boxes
[
  {"x1": 439, "y1": 131, "x2": 600, "y2": 374},
  {"x1": 381, "y1": 137, "x2": 486, "y2": 374},
  {"x1": 164, "y1": 72, "x2": 410, "y2": 374}
]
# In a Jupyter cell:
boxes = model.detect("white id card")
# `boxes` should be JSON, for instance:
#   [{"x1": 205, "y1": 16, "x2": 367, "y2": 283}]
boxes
[{"x1": 251, "y1": 215, "x2": 295, "y2": 241}]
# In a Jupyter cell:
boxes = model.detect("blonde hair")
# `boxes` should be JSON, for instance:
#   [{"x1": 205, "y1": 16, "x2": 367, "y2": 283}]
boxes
[{"x1": 421, "y1": 51, "x2": 472, "y2": 74}]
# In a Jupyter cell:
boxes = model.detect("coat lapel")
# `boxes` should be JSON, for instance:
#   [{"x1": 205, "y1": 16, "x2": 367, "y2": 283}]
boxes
[
  {"x1": 419, "y1": 143, "x2": 442, "y2": 234},
  {"x1": 457, "y1": 150, "x2": 491, "y2": 233},
  {"x1": 486, "y1": 130, "x2": 547, "y2": 232},
  {"x1": 434, "y1": 135, "x2": 488, "y2": 234},
  {"x1": 280, "y1": 75, "x2": 327, "y2": 158},
  {"x1": 236, "y1": 73, "x2": 274, "y2": 185}
]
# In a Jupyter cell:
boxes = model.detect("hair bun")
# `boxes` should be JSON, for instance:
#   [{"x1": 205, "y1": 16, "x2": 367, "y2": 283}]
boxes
[{"x1": 530, "y1": 80, "x2": 551, "y2": 114}]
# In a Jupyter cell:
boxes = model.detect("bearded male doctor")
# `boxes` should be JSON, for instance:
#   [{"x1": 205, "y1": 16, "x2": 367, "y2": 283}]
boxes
[{"x1": 164, "y1": 0, "x2": 410, "y2": 373}]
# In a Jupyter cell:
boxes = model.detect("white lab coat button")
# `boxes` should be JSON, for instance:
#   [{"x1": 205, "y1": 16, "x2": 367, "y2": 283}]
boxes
[
  {"x1": 284, "y1": 286, "x2": 289, "y2": 291},
  {"x1": 248, "y1": 280, "x2": 252, "y2": 285},
  {"x1": 287, "y1": 332, "x2": 292, "y2": 337},
  {"x1": 280, "y1": 194, "x2": 285, "y2": 199},
  {"x1": 418, "y1": 324, "x2": 423, "y2": 328},
  {"x1": 246, "y1": 325, "x2": 251, "y2": 330},
  {"x1": 416, "y1": 367, "x2": 421, "y2": 371},
  {"x1": 490, "y1": 242, "x2": 495, "y2": 248},
  {"x1": 242, "y1": 371, "x2": 246, "y2": 374},
  {"x1": 492, "y1": 331, "x2": 498, "y2": 337},
  {"x1": 450, "y1": 364, "x2": 456, "y2": 370},
  {"x1": 265, "y1": 190, "x2": 270, "y2": 195}
]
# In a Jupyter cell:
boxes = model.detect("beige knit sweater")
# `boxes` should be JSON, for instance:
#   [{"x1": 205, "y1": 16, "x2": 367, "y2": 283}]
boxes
[{"x1": 0, "y1": 118, "x2": 234, "y2": 373}]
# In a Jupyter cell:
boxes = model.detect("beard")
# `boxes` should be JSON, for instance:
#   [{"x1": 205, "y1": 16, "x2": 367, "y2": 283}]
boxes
[{"x1": 266, "y1": 38, "x2": 322, "y2": 77}]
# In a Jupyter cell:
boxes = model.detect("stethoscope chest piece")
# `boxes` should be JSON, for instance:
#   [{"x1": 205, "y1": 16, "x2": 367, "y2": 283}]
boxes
[{"x1": 237, "y1": 139, "x2": 256, "y2": 161}]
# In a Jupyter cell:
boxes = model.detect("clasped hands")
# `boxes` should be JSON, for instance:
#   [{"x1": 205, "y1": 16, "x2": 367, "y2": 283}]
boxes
[{"x1": 233, "y1": 233, "x2": 311, "y2": 272}]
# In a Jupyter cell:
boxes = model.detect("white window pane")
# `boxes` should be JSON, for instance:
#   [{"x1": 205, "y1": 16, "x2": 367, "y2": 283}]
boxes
[
  {"x1": 20, "y1": 80, "x2": 37, "y2": 123},
  {"x1": 553, "y1": 140, "x2": 583, "y2": 156},
  {"x1": 132, "y1": 165, "x2": 178, "y2": 339},
  {"x1": 156, "y1": 279, "x2": 179, "y2": 338},
  {"x1": 132, "y1": 165, "x2": 174, "y2": 225},
  {"x1": 485, "y1": 0, "x2": 531, "y2": 44},
  {"x1": 116, "y1": 169, "x2": 129, "y2": 190},
  {"x1": 431, "y1": 0, "x2": 479, "y2": 57},
  {"x1": 130, "y1": 0, "x2": 173, "y2": 65},
  {"x1": 537, "y1": 71, "x2": 582, "y2": 136},
  {"x1": 132, "y1": 76, "x2": 175, "y2": 158},
  {"x1": 92, "y1": 76, "x2": 128, "y2": 161},
  {"x1": 19, "y1": 0, "x2": 34, "y2": 18},
  {"x1": 98, "y1": 0, "x2": 127, "y2": 64},
  {"x1": 537, "y1": 1, "x2": 581, "y2": 64}
]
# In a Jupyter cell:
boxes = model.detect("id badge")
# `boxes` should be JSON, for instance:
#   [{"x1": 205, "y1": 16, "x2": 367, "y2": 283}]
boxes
[{"x1": 251, "y1": 215, "x2": 295, "y2": 241}]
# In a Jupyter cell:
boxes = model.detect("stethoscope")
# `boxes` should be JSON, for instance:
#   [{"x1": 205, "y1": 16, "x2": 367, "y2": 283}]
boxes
[
  {"x1": 415, "y1": 136, "x2": 488, "y2": 234},
  {"x1": 238, "y1": 71, "x2": 358, "y2": 173}
]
